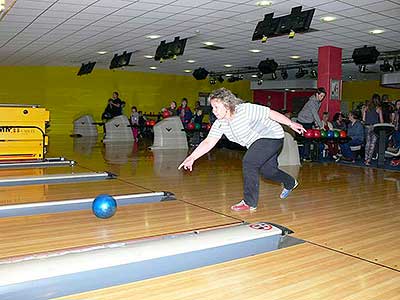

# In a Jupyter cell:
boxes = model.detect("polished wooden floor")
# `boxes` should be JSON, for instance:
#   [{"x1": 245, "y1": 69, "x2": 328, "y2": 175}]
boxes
[{"x1": 1, "y1": 136, "x2": 399, "y2": 299}]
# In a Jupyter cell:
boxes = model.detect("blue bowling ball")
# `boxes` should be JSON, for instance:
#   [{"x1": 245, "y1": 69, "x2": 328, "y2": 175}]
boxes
[
  {"x1": 327, "y1": 130, "x2": 334, "y2": 138},
  {"x1": 92, "y1": 194, "x2": 117, "y2": 219}
]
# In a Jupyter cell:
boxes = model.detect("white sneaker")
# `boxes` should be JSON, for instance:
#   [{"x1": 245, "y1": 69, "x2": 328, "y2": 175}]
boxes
[{"x1": 280, "y1": 180, "x2": 299, "y2": 199}]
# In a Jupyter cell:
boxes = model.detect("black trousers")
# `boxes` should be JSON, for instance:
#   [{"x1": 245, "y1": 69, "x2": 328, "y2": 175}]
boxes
[{"x1": 243, "y1": 138, "x2": 296, "y2": 207}]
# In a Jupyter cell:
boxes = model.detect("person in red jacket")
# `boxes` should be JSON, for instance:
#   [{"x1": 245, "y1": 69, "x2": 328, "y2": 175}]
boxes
[{"x1": 177, "y1": 98, "x2": 193, "y2": 127}]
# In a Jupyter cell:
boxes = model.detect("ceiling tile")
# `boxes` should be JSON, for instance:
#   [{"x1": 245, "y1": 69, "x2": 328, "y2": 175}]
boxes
[
  {"x1": 338, "y1": 0, "x2": 384, "y2": 5},
  {"x1": 40, "y1": 10, "x2": 77, "y2": 18},
  {"x1": 126, "y1": 1, "x2": 165, "y2": 10},
  {"x1": 380, "y1": 8, "x2": 400, "y2": 18},
  {"x1": 13, "y1": 1, "x2": 52, "y2": 9},
  {"x1": 208, "y1": 10, "x2": 240, "y2": 18},
  {"x1": 199, "y1": 1, "x2": 236, "y2": 10},
  {"x1": 335, "y1": 7, "x2": 370, "y2": 17},
  {"x1": 183, "y1": 7, "x2": 218, "y2": 16},
  {"x1": 316, "y1": 1, "x2": 355, "y2": 12},
  {"x1": 58, "y1": 0, "x2": 100, "y2": 4},
  {"x1": 355, "y1": 13, "x2": 390, "y2": 22},
  {"x1": 8, "y1": 8, "x2": 44, "y2": 16},
  {"x1": 364, "y1": 1, "x2": 400, "y2": 12},
  {"x1": 94, "y1": 0, "x2": 134, "y2": 8},
  {"x1": 50, "y1": 3, "x2": 89, "y2": 12},
  {"x1": 225, "y1": 4, "x2": 258, "y2": 13},
  {"x1": 73, "y1": 13, "x2": 105, "y2": 20},
  {"x1": 168, "y1": 0, "x2": 214, "y2": 7},
  {"x1": 34, "y1": 16, "x2": 65, "y2": 25},
  {"x1": 294, "y1": 0, "x2": 333, "y2": 7},
  {"x1": 373, "y1": 18, "x2": 400, "y2": 26},
  {"x1": 83, "y1": 6, "x2": 119, "y2": 15},
  {"x1": 3, "y1": 15, "x2": 37, "y2": 23}
]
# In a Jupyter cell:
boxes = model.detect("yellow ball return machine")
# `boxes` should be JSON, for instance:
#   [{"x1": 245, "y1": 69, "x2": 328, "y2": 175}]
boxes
[{"x1": 0, "y1": 104, "x2": 75, "y2": 169}]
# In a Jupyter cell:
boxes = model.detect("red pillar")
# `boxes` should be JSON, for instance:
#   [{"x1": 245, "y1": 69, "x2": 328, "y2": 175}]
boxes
[{"x1": 317, "y1": 46, "x2": 342, "y2": 120}]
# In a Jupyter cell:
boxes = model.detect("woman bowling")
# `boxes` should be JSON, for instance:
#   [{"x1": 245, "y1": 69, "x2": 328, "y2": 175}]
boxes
[{"x1": 178, "y1": 88, "x2": 306, "y2": 211}]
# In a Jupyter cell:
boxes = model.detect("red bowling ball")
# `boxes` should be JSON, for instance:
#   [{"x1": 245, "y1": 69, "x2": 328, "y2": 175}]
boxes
[
  {"x1": 313, "y1": 129, "x2": 321, "y2": 138},
  {"x1": 304, "y1": 129, "x2": 313, "y2": 139},
  {"x1": 162, "y1": 110, "x2": 171, "y2": 118},
  {"x1": 187, "y1": 123, "x2": 195, "y2": 130}
]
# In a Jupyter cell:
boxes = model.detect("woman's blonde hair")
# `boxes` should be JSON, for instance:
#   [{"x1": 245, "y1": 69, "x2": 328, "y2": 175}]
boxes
[{"x1": 209, "y1": 88, "x2": 243, "y2": 114}]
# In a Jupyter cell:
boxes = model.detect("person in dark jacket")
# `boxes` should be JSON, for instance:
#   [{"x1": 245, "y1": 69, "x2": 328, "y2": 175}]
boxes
[
  {"x1": 338, "y1": 111, "x2": 364, "y2": 162},
  {"x1": 102, "y1": 91, "x2": 124, "y2": 120}
]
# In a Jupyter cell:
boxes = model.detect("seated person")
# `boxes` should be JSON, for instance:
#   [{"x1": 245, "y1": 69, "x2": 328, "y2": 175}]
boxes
[
  {"x1": 320, "y1": 112, "x2": 339, "y2": 159},
  {"x1": 332, "y1": 112, "x2": 347, "y2": 131},
  {"x1": 102, "y1": 91, "x2": 124, "y2": 120},
  {"x1": 338, "y1": 111, "x2": 364, "y2": 162}
]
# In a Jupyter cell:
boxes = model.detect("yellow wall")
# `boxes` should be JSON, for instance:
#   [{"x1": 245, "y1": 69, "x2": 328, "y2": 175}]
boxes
[
  {"x1": 343, "y1": 80, "x2": 400, "y2": 103},
  {"x1": 0, "y1": 66, "x2": 251, "y2": 134}
]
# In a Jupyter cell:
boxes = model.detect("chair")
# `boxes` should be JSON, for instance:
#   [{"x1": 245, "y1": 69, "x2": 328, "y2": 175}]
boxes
[{"x1": 350, "y1": 145, "x2": 363, "y2": 160}]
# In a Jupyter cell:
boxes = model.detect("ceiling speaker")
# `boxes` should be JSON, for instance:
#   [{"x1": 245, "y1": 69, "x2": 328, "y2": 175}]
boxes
[
  {"x1": 258, "y1": 59, "x2": 278, "y2": 74},
  {"x1": 192, "y1": 68, "x2": 209, "y2": 80},
  {"x1": 352, "y1": 46, "x2": 380, "y2": 65}
]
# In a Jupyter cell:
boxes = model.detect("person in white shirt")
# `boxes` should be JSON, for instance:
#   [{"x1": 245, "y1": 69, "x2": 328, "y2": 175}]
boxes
[{"x1": 178, "y1": 88, "x2": 306, "y2": 211}]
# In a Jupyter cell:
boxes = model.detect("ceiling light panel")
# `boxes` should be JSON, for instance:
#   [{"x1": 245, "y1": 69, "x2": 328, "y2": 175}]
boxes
[
  {"x1": 318, "y1": 1, "x2": 353, "y2": 12},
  {"x1": 256, "y1": 1, "x2": 273, "y2": 7},
  {"x1": 320, "y1": 16, "x2": 337, "y2": 22}
]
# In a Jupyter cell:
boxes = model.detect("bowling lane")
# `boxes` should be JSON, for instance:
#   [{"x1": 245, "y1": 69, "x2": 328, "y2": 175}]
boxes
[
  {"x1": 0, "y1": 165, "x2": 82, "y2": 178},
  {"x1": 0, "y1": 179, "x2": 150, "y2": 206},
  {"x1": 0, "y1": 158, "x2": 75, "y2": 169},
  {"x1": 55, "y1": 242, "x2": 400, "y2": 300},
  {"x1": 0, "y1": 200, "x2": 239, "y2": 260},
  {"x1": 0, "y1": 222, "x2": 292, "y2": 299}
]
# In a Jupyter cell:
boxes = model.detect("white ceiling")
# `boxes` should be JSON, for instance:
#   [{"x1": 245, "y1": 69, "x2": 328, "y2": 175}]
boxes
[{"x1": 1, "y1": 0, "x2": 399, "y2": 80}]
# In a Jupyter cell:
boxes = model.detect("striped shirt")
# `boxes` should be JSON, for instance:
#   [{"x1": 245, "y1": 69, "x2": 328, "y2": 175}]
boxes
[{"x1": 208, "y1": 103, "x2": 284, "y2": 148}]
